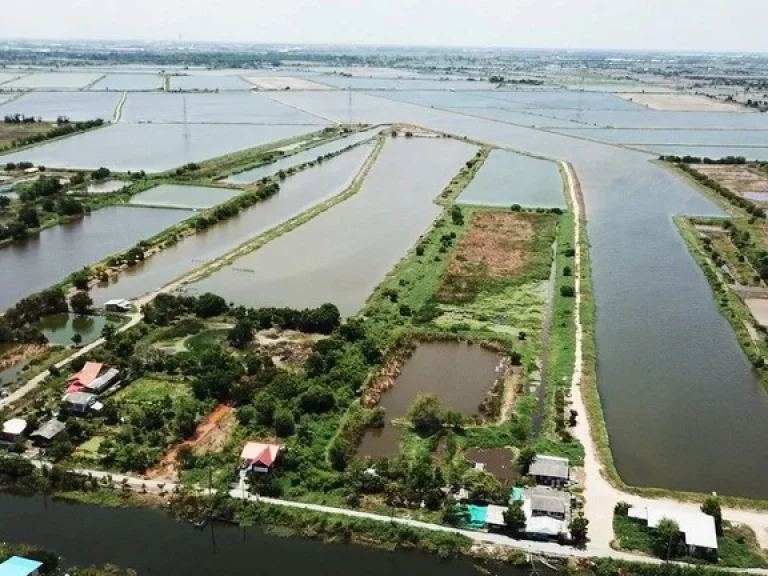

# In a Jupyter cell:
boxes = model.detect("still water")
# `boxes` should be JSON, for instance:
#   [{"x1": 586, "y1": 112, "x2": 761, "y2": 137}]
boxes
[
  {"x1": 0, "y1": 493, "x2": 544, "y2": 576},
  {"x1": 0, "y1": 206, "x2": 189, "y2": 311},
  {"x1": 36, "y1": 313, "x2": 113, "y2": 347},
  {"x1": 129, "y1": 184, "x2": 241, "y2": 210},
  {"x1": 89, "y1": 144, "x2": 374, "y2": 307},
  {"x1": 193, "y1": 137, "x2": 476, "y2": 316}
]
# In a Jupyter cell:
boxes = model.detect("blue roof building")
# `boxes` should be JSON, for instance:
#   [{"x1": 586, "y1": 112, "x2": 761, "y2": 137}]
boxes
[{"x1": 0, "y1": 556, "x2": 43, "y2": 576}]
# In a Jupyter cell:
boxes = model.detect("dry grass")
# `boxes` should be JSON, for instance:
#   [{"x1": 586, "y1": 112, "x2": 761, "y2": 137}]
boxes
[
  {"x1": 695, "y1": 165, "x2": 768, "y2": 202},
  {"x1": 618, "y1": 93, "x2": 748, "y2": 112},
  {"x1": 0, "y1": 123, "x2": 55, "y2": 149},
  {"x1": 245, "y1": 76, "x2": 331, "y2": 90},
  {"x1": 437, "y1": 211, "x2": 536, "y2": 303}
]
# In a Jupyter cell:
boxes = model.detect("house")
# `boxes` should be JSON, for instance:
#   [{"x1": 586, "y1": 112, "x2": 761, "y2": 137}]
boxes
[
  {"x1": 485, "y1": 504, "x2": 508, "y2": 529},
  {"x1": 513, "y1": 487, "x2": 571, "y2": 540},
  {"x1": 1, "y1": 419, "x2": 27, "y2": 445},
  {"x1": 104, "y1": 299, "x2": 132, "y2": 313},
  {"x1": 63, "y1": 391, "x2": 98, "y2": 414},
  {"x1": 528, "y1": 454, "x2": 570, "y2": 487},
  {"x1": 30, "y1": 419, "x2": 66, "y2": 445},
  {"x1": 628, "y1": 506, "x2": 718, "y2": 556},
  {"x1": 0, "y1": 556, "x2": 43, "y2": 576},
  {"x1": 67, "y1": 362, "x2": 120, "y2": 394},
  {"x1": 240, "y1": 441, "x2": 282, "y2": 473}
]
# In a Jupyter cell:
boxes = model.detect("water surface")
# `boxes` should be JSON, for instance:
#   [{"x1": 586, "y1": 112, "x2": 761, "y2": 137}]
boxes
[
  {"x1": 0, "y1": 91, "x2": 121, "y2": 122},
  {"x1": 36, "y1": 313, "x2": 112, "y2": 347},
  {"x1": 458, "y1": 149, "x2": 565, "y2": 208},
  {"x1": 129, "y1": 184, "x2": 241, "y2": 209},
  {"x1": 193, "y1": 137, "x2": 476, "y2": 316},
  {"x1": 0, "y1": 206, "x2": 189, "y2": 310},
  {"x1": 89, "y1": 145, "x2": 374, "y2": 307}
]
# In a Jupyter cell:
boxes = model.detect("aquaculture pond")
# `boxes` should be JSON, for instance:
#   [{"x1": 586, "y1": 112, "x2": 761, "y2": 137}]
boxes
[
  {"x1": 192, "y1": 137, "x2": 476, "y2": 315},
  {"x1": 169, "y1": 73, "x2": 251, "y2": 91},
  {"x1": 0, "y1": 91, "x2": 121, "y2": 122},
  {"x1": 0, "y1": 206, "x2": 190, "y2": 311},
  {"x1": 458, "y1": 149, "x2": 565, "y2": 208},
  {"x1": 129, "y1": 184, "x2": 241, "y2": 209},
  {"x1": 89, "y1": 144, "x2": 374, "y2": 307},
  {"x1": 89, "y1": 73, "x2": 163, "y2": 91},
  {"x1": 4, "y1": 72, "x2": 104, "y2": 89},
  {"x1": 85, "y1": 180, "x2": 129, "y2": 194},
  {"x1": 0, "y1": 493, "x2": 547, "y2": 576},
  {"x1": 283, "y1": 91, "x2": 768, "y2": 499},
  {"x1": 35, "y1": 313, "x2": 114, "y2": 347},
  {"x1": 358, "y1": 341, "x2": 504, "y2": 458},
  {"x1": 222, "y1": 127, "x2": 383, "y2": 184},
  {"x1": 555, "y1": 128, "x2": 768, "y2": 147},
  {"x1": 0, "y1": 123, "x2": 323, "y2": 173}
]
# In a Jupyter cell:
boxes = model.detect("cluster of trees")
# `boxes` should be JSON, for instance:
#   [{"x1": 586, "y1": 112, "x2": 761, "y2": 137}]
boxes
[
  {"x1": 406, "y1": 394, "x2": 464, "y2": 436},
  {"x1": 142, "y1": 292, "x2": 229, "y2": 325},
  {"x1": 0, "y1": 287, "x2": 67, "y2": 344},
  {"x1": 660, "y1": 155, "x2": 747, "y2": 165},
  {"x1": 3, "y1": 114, "x2": 39, "y2": 124},
  {"x1": 675, "y1": 164, "x2": 766, "y2": 218},
  {"x1": 722, "y1": 220, "x2": 768, "y2": 281},
  {"x1": 9, "y1": 119, "x2": 104, "y2": 150},
  {"x1": 192, "y1": 181, "x2": 279, "y2": 231}
]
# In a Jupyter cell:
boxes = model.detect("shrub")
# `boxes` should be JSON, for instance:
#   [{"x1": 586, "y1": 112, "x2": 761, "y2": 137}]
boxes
[{"x1": 560, "y1": 285, "x2": 575, "y2": 298}]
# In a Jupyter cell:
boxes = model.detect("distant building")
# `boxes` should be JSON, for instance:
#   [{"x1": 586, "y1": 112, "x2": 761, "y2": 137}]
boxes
[
  {"x1": 63, "y1": 391, "x2": 99, "y2": 414},
  {"x1": 67, "y1": 362, "x2": 120, "y2": 394},
  {"x1": 0, "y1": 556, "x2": 43, "y2": 576},
  {"x1": 104, "y1": 299, "x2": 132, "y2": 313},
  {"x1": 240, "y1": 441, "x2": 282, "y2": 473},
  {"x1": 528, "y1": 454, "x2": 570, "y2": 487},
  {"x1": 30, "y1": 419, "x2": 66, "y2": 444},
  {"x1": 0, "y1": 418, "x2": 27, "y2": 445},
  {"x1": 628, "y1": 506, "x2": 718, "y2": 556}
]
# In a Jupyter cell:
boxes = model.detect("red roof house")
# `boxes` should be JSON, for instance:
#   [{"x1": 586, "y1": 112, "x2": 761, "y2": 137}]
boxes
[{"x1": 240, "y1": 441, "x2": 282, "y2": 472}]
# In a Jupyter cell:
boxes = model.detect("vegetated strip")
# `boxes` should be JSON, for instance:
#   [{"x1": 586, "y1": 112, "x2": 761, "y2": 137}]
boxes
[{"x1": 0, "y1": 117, "x2": 108, "y2": 156}]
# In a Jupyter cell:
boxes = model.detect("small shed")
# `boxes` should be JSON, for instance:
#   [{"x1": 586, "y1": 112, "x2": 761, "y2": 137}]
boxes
[
  {"x1": 30, "y1": 419, "x2": 66, "y2": 444},
  {"x1": 104, "y1": 299, "x2": 132, "y2": 313},
  {"x1": 1, "y1": 418, "x2": 27, "y2": 444},
  {"x1": 63, "y1": 391, "x2": 98, "y2": 414},
  {"x1": 0, "y1": 556, "x2": 43, "y2": 576},
  {"x1": 529, "y1": 454, "x2": 570, "y2": 487}
]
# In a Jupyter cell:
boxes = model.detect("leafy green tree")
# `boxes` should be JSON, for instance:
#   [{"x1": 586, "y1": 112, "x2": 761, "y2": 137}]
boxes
[
  {"x1": 517, "y1": 446, "x2": 537, "y2": 475},
  {"x1": 227, "y1": 318, "x2": 254, "y2": 349},
  {"x1": 70, "y1": 291, "x2": 93, "y2": 316},
  {"x1": 195, "y1": 292, "x2": 228, "y2": 318},
  {"x1": 407, "y1": 393, "x2": 443, "y2": 436},
  {"x1": 504, "y1": 501, "x2": 527, "y2": 535},
  {"x1": 72, "y1": 268, "x2": 90, "y2": 290},
  {"x1": 101, "y1": 323, "x2": 117, "y2": 342},
  {"x1": 273, "y1": 407, "x2": 295, "y2": 437},
  {"x1": 18, "y1": 205, "x2": 40, "y2": 229},
  {"x1": 652, "y1": 518, "x2": 680, "y2": 559},
  {"x1": 451, "y1": 204, "x2": 464, "y2": 226},
  {"x1": 299, "y1": 385, "x2": 335, "y2": 413},
  {"x1": 570, "y1": 515, "x2": 589, "y2": 548},
  {"x1": 701, "y1": 496, "x2": 723, "y2": 536},
  {"x1": 462, "y1": 469, "x2": 505, "y2": 504},
  {"x1": 71, "y1": 333, "x2": 83, "y2": 347}
]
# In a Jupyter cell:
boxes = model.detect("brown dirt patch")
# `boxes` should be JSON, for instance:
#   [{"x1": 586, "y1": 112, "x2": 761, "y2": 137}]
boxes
[
  {"x1": 0, "y1": 344, "x2": 47, "y2": 370},
  {"x1": 255, "y1": 328, "x2": 326, "y2": 370},
  {"x1": 147, "y1": 404, "x2": 234, "y2": 481},
  {"x1": 694, "y1": 165, "x2": 768, "y2": 201},
  {"x1": 437, "y1": 211, "x2": 534, "y2": 302},
  {"x1": 0, "y1": 123, "x2": 55, "y2": 149},
  {"x1": 464, "y1": 447, "x2": 517, "y2": 485}
]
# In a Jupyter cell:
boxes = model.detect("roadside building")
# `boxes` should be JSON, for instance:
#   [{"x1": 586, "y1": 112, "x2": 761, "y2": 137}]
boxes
[
  {"x1": 67, "y1": 362, "x2": 120, "y2": 395},
  {"x1": 513, "y1": 487, "x2": 572, "y2": 540},
  {"x1": 0, "y1": 556, "x2": 43, "y2": 576},
  {"x1": 528, "y1": 454, "x2": 570, "y2": 487},
  {"x1": 240, "y1": 441, "x2": 282, "y2": 473},
  {"x1": 0, "y1": 418, "x2": 27, "y2": 445},
  {"x1": 485, "y1": 504, "x2": 508, "y2": 530},
  {"x1": 30, "y1": 419, "x2": 66, "y2": 445},
  {"x1": 628, "y1": 506, "x2": 718, "y2": 557},
  {"x1": 63, "y1": 391, "x2": 98, "y2": 414},
  {"x1": 104, "y1": 299, "x2": 132, "y2": 313}
]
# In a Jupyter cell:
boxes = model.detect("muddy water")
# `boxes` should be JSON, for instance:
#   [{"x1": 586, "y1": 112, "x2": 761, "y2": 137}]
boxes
[
  {"x1": 36, "y1": 313, "x2": 113, "y2": 347},
  {"x1": 0, "y1": 206, "x2": 190, "y2": 311},
  {"x1": 0, "y1": 493, "x2": 545, "y2": 576},
  {"x1": 193, "y1": 137, "x2": 476, "y2": 316},
  {"x1": 359, "y1": 342, "x2": 503, "y2": 458},
  {"x1": 278, "y1": 91, "x2": 768, "y2": 499},
  {"x1": 89, "y1": 144, "x2": 373, "y2": 307}
]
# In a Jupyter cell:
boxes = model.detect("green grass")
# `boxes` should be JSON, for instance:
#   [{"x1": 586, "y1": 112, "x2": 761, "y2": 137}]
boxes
[
  {"x1": 72, "y1": 436, "x2": 106, "y2": 461},
  {"x1": 185, "y1": 329, "x2": 229, "y2": 354},
  {"x1": 613, "y1": 514, "x2": 654, "y2": 554},
  {"x1": 115, "y1": 377, "x2": 192, "y2": 405},
  {"x1": 718, "y1": 523, "x2": 768, "y2": 568}
]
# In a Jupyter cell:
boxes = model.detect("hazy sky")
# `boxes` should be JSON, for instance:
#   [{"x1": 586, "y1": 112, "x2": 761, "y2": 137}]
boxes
[{"x1": 1, "y1": 0, "x2": 766, "y2": 53}]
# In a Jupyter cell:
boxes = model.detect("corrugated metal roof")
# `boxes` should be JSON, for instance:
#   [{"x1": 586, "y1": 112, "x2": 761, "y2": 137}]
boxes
[
  {"x1": 525, "y1": 516, "x2": 565, "y2": 537},
  {"x1": 0, "y1": 555, "x2": 44, "y2": 576},
  {"x1": 529, "y1": 454, "x2": 569, "y2": 479},
  {"x1": 629, "y1": 506, "x2": 718, "y2": 550}
]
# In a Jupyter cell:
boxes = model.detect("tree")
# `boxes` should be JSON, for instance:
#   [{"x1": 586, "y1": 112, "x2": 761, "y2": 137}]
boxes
[
  {"x1": 560, "y1": 285, "x2": 575, "y2": 298},
  {"x1": 563, "y1": 265, "x2": 572, "y2": 277},
  {"x1": 517, "y1": 446, "x2": 536, "y2": 475},
  {"x1": 227, "y1": 318, "x2": 253, "y2": 349},
  {"x1": 0, "y1": 196, "x2": 10, "y2": 210},
  {"x1": 70, "y1": 291, "x2": 93, "y2": 316},
  {"x1": 195, "y1": 292, "x2": 228, "y2": 318},
  {"x1": 652, "y1": 517, "x2": 680, "y2": 559},
  {"x1": 273, "y1": 407, "x2": 295, "y2": 437},
  {"x1": 71, "y1": 333, "x2": 83, "y2": 347},
  {"x1": 91, "y1": 167, "x2": 111, "y2": 181},
  {"x1": 451, "y1": 204, "x2": 464, "y2": 226},
  {"x1": 407, "y1": 393, "x2": 443, "y2": 436},
  {"x1": 504, "y1": 501, "x2": 527, "y2": 535},
  {"x1": 17, "y1": 205, "x2": 40, "y2": 229},
  {"x1": 462, "y1": 469, "x2": 505, "y2": 504},
  {"x1": 701, "y1": 496, "x2": 723, "y2": 536},
  {"x1": 570, "y1": 515, "x2": 589, "y2": 548},
  {"x1": 72, "y1": 268, "x2": 90, "y2": 291},
  {"x1": 101, "y1": 323, "x2": 117, "y2": 342}
]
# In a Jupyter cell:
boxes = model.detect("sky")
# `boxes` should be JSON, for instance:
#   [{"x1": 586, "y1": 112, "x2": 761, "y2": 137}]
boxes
[{"x1": 1, "y1": 0, "x2": 767, "y2": 53}]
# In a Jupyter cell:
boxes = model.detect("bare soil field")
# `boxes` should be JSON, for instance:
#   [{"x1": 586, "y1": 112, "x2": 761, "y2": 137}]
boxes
[
  {"x1": 437, "y1": 211, "x2": 534, "y2": 302},
  {"x1": 619, "y1": 93, "x2": 748, "y2": 112},
  {"x1": 255, "y1": 328, "x2": 326, "y2": 370},
  {"x1": 147, "y1": 404, "x2": 235, "y2": 481},
  {"x1": 245, "y1": 76, "x2": 331, "y2": 91},
  {"x1": 746, "y1": 298, "x2": 768, "y2": 329},
  {"x1": 694, "y1": 165, "x2": 768, "y2": 202}
]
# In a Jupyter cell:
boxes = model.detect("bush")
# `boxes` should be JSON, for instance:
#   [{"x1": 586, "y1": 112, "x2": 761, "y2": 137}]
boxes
[{"x1": 560, "y1": 285, "x2": 575, "y2": 298}]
